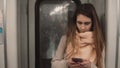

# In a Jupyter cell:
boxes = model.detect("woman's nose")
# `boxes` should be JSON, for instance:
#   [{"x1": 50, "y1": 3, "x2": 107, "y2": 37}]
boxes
[{"x1": 81, "y1": 26, "x2": 85, "y2": 30}]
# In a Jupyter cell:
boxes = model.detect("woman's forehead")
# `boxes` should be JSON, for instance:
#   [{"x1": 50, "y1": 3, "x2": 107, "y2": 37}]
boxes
[{"x1": 77, "y1": 14, "x2": 91, "y2": 22}]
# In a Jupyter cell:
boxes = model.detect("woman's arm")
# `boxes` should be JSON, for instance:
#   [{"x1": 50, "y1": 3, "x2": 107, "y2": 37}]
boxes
[
  {"x1": 102, "y1": 48, "x2": 105, "y2": 68},
  {"x1": 51, "y1": 35, "x2": 68, "y2": 68},
  {"x1": 91, "y1": 49, "x2": 105, "y2": 68},
  {"x1": 91, "y1": 62, "x2": 97, "y2": 68}
]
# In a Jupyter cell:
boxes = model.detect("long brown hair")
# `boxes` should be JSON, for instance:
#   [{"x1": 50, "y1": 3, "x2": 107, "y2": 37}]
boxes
[{"x1": 66, "y1": 3, "x2": 105, "y2": 68}]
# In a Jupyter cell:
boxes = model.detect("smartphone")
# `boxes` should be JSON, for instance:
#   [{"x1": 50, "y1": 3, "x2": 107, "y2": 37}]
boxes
[{"x1": 72, "y1": 58, "x2": 83, "y2": 63}]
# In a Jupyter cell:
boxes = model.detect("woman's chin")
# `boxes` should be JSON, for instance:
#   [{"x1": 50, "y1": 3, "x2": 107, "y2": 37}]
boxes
[{"x1": 80, "y1": 31, "x2": 86, "y2": 33}]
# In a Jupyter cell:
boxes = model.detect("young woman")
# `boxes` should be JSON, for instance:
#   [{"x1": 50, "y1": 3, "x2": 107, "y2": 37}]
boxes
[{"x1": 51, "y1": 3, "x2": 105, "y2": 68}]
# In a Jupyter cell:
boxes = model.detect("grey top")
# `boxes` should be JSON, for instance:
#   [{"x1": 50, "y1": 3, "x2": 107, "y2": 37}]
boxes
[{"x1": 51, "y1": 35, "x2": 105, "y2": 68}]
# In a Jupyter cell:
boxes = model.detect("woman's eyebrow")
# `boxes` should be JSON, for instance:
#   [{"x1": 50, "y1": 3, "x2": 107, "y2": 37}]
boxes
[
  {"x1": 77, "y1": 21, "x2": 82, "y2": 22},
  {"x1": 77, "y1": 21, "x2": 91, "y2": 23}
]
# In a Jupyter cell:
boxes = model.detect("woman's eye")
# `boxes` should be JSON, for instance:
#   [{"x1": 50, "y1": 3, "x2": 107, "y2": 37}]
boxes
[
  {"x1": 84, "y1": 22, "x2": 91, "y2": 25},
  {"x1": 77, "y1": 21, "x2": 82, "y2": 24},
  {"x1": 77, "y1": 21, "x2": 91, "y2": 25}
]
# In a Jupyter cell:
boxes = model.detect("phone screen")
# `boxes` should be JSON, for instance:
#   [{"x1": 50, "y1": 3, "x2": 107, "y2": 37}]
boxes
[{"x1": 72, "y1": 58, "x2": 83, "y2": 63}]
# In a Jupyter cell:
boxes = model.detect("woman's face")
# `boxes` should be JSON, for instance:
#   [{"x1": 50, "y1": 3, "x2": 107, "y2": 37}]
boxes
[{"x1": 76, "y1": 14, "x2": 92, "y2": 33}]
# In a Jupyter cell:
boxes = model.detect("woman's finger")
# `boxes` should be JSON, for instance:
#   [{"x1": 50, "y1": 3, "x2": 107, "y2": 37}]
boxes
[{"x1": 79, "y1": 60, "x2": 91, "y2": 68}]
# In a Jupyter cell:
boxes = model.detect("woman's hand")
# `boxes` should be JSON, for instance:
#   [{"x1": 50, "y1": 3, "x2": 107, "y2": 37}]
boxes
[
  {"x1": 68, "y1": 60, "x2": 81, "y2": 68},
  {"x1": 79, "y1": 59, "x2": 91, "y2": 68},
  {"x1": 68, "y1": 59, "x2": 91, "y2": 68}
]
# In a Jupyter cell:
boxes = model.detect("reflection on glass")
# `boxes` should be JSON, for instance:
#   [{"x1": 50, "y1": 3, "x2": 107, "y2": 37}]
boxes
[{"x1": 40, "y1": 1, "x2": 71, "y2": 59}]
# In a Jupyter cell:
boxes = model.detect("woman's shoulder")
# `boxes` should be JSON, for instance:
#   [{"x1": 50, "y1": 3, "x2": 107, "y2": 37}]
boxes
[
  {"x1": 59, "y1": 34, "x2": 67, "y2": 41},
  {"x1": 59, "y1": 35, "x2": 67, "y2": 44},
  {"x1": 61, "y1": 35, "x2": 67, "y2": 40}
]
